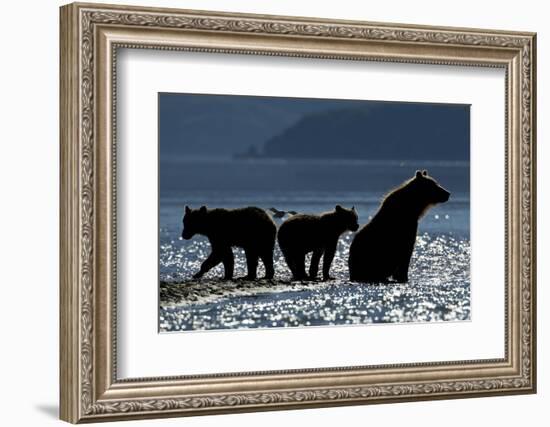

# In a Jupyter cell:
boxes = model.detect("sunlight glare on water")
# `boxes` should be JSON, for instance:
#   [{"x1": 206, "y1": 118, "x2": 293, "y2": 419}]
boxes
[{"x1": 159, "y1": 232, "x2": 470, "y2": 332}]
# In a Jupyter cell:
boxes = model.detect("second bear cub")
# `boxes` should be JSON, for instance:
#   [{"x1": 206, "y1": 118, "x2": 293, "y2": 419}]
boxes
[{"x1": 278, "y1": 205, "x2": 359, "y2": 281}]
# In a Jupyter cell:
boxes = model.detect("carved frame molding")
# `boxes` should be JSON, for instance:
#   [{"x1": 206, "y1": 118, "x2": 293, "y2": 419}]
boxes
[{"x1": 60, "y1": 2, "x2": 536, "y2": 423}]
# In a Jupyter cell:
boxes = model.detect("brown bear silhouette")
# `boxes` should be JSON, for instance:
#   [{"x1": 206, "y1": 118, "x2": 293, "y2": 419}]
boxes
[
  {"x1": 181, "y1": 206, "x2": 276, "y2": 280},
  {"x1": 277, "y1": 205, "x2": 359, "y2": 281},
  {"x1": 348, "y1": 170, "x2": 450, "y2": 283}
]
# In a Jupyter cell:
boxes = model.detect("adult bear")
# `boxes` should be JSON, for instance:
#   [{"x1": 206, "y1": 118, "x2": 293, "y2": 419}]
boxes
[
  {"x1": 278, "y1": 205, "x2": 359, "y2": 281},
  {"x1": 181, "y1": 206, "x2": 276, "y2": 280},
  {"x1": 349, "y1": 170, "x2": 450, "y2": 283}
]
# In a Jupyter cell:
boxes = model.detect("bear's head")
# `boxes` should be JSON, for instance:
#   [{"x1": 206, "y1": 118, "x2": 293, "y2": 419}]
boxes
[
  {"x1": 334, "y1": 205, "x2": 359, "y2": 232},
  {"x1": 410, "y1": 170, "x2": 450, "y2": 211},
  {"x1": 181, "y1": 205, "x2": 207, "y2": 240}
]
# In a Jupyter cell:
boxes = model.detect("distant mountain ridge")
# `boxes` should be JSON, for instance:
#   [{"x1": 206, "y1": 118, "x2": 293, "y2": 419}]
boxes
[
  {"x1": 159, "y1": 94, "x2": 470, "y2": 162},
  {"x1": 159, "y1": 93, "x2": 351, "y2": 157},
  {"x1": 253, "y1": 103, "x2": 470, "y2": 161}
]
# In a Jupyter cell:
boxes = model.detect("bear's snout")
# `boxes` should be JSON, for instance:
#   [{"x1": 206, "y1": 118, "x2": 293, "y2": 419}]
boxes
[
  {"x1": 181, "y1": 229, "x2": 193, "y2": 240},
  {"x1": 440, "y1": 189, "x2": 451, "y2": 203}
]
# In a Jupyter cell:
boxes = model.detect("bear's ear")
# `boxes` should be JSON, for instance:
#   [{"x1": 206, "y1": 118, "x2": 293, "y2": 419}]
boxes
[
  {"x1": 351, "y1": 206, "x2": 356, "y2": 212},
  {"x1": 335, "y1": 204, "x2": 343, "y2": 212},
  {"x1": 185, "y1": 205, "x2": 191, "y2": 215},
  {"x1": 422, "y1": 170, "x2": 428, "y2": 176},
  {"x1": 415, "y1": 170, "x2": 422, "y2": 178},
  {"x1": 199, "y1": 205, "x2": 207, "y2": 214}
]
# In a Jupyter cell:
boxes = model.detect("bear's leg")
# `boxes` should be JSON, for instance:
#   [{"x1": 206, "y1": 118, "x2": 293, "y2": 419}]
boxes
[
  {"x1": 348, "y1": 256, "x2": 370, "y2": 282},
  {"x1": 194, "y1": 249, "x2": 224, "y2": 279},
  {"x1": 294, "y1": 252, "x2": 307, "y2": 280},
  {"x1": 221, "y1": 247, "x2": 235, "y2": 280},
  {"x1": 278, "y1": 245, "x2": 295, "y2": 278},
  {"x1": 322, "y1": 242, "x2": 337, "y2": 281},
  {"x1": 348, "y1": 241, "x2": 364, "y2": 281},
  {"x1": 348, "y1": 240, "x2": 385, "y2": 282},
  {"x1": 285, "y1": 250, "x2": 307, "y2": 281},
  {"x1": 260, "y1": 248, "x2": 274, "y2": 280},
  {"x1": 349, "y1": 259, "x2": 377, "y2": 282},
  {"x1": 309, "y1": 249, "x2": 322, "y2": 280},
  {"x1": 392, "y1": 235, "x2": 415, "y2": 283},
  {"x1": 244, "y1": 249, "x2": 259, "y2": 280},
  {"x1": 349, "y1": 260, "x2": 389, "y2": 283},
  {"x1": 392, "y1": 255, "x2": 411, "y2": 283},
  {"x1": 348, "y1": 253, "x2": 358, "y2": 281}
]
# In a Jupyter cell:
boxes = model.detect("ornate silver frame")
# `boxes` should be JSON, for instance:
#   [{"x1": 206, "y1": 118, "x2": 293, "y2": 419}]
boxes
[{"x1": 60, "y1": 2, "x2": 536, "y2": 423}]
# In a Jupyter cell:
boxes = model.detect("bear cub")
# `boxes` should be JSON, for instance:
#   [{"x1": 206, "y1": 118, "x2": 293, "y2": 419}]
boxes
[
  {"x1": 348, "y1": 170, "x2": 450, "y2": 283},
  {"x1": 278, "y1": 205, "x2": 359, "y2": 281},
  {"x1": 181, "y1": 206, "x2": 276, "y2": 280}
]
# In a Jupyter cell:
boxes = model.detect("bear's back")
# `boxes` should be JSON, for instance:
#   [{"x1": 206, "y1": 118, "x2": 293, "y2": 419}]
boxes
[
  {"x1": 207, "y1": 207, "x2": 275, "y2": 247},
  {"x1": 278, "y1": 214, "x2": 324, "y2": 249}
]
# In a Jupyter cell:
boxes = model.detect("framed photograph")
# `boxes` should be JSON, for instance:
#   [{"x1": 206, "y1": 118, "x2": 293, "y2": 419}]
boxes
[{"x1": 60, "y1": 2, "x2": 536, "y2": 423}]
